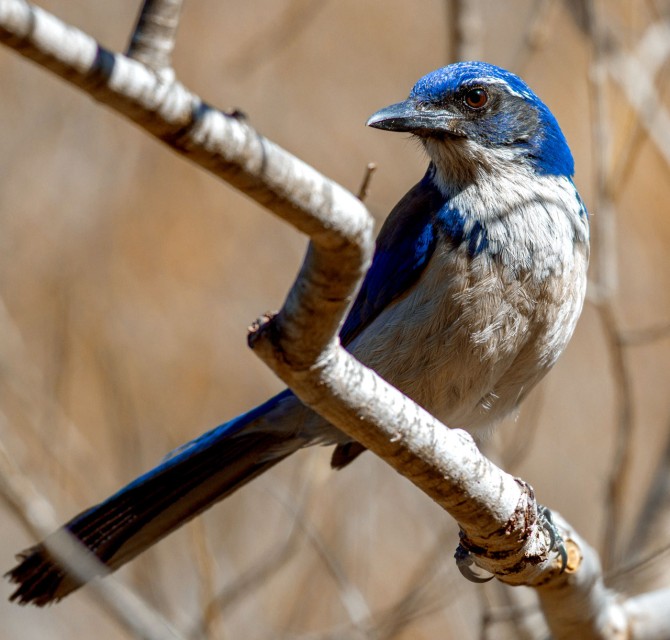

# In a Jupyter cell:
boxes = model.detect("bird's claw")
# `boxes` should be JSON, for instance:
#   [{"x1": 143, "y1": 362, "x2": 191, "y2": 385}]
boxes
[
  {"x1": 538, "y1": 505, "x2": 568, "y2": 573},
  {"x1": 454, "y1": 544, "x2": 494, "y2": 583},
  {"x1": 455, "y1": 506, "x2": 568, "y2": 584}
]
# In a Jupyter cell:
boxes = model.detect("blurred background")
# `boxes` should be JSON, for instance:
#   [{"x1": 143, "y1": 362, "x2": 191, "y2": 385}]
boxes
[{"x1": 1, "y1": 1, "x2": 670, "y2": 638}]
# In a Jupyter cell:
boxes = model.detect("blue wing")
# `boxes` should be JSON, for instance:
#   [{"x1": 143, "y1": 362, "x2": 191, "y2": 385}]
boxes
[
  {"x1": 340, "y1": 167, "x2": 446, "y2": 346},
  {"x1": 331, "y1": 167, "x2": 448, "y2": 468}
]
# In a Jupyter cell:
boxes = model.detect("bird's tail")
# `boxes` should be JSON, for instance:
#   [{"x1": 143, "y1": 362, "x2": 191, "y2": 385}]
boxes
[{"x1": 6, "y1": 390, "x2": 306, "y2": 606}]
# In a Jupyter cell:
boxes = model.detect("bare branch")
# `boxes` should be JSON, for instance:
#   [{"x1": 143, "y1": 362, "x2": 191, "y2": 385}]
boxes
[
  {"x1": 126, "y1": 0, "x2": 183, "y2": 71},
  {"x1": 592, "y1": 299, "x2": 635, "y2": 568},
  {"x1": 356, "y1": 162, "x2": 377, "y2": 202},
  {"x1": 486, "y1": 584, "x2": 542, "y2": 640},
  {"x1": 0, "y1": 295, "x2": 95, "y2": 501},
  {"x1": 609, "y1": 540, "x2": 670, "y2": 586},
  {"x1": 373, "y1": 532, "x2": 456, "y2": 639},
  {"x1": 615, "y1": 415, "x2": 670, "y2": 594},
  {"x1": 608, "y1": 21, "x2": 670, "y2": 198},
  {"x1": 280, "y1": 493, "x2": 373, "y2": 634},
  {"x1": 189, "y1": 518, "x2": 225, "y2": 640},
  {"x1": 188, "y1": 507, "x2": 303, "y2": 639}
]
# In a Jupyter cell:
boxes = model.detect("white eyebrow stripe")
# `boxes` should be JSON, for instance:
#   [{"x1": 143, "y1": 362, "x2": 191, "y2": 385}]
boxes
[{"x1": 469, "y1": 76, "x2": 534, "y2": 100}]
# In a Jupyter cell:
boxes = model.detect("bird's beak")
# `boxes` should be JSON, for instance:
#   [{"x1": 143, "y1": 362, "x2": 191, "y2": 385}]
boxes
[{"x1": 366, "y1": 99, "x2": 455, "y2": 134}]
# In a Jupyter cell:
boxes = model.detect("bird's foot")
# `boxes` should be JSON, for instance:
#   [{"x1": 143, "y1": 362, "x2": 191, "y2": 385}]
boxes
[{"x1": 538, "y1": 504, "x2": 568, "y2": 572}]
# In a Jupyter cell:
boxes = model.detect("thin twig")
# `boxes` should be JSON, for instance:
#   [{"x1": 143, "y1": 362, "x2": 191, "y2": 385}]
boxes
[
  {"x1": 0, "y1": 294, "x2": 107, "y2": 505},
  {"x1": 481, "y1": 604, "x2": 539, "y2": 640},
  {"x1": 189, "y1": 518, "x2": 225, "y2": 640},
  {"x1": 191, "y1": 525, "x2": 301, "y2": 639},
  {"x1": 374, "y1": 531, "x2": 456, "y2": 640},
  {"x1": 587, "y1": 0, "x2": 617, "y2": 295},
  {"x1": 486, "y1": 583, "x2": 541, "y2": 640},
  {"x1": 287, "y1": 531, "x2": 458, "y2": 640},
  {"x1": 609, "y1": 540, "x2": 670, "y2": 585},
  {"x1": 187, "y1": 479, "x2": 314, "y2": 639},
  {"x1": 356, "y1": 162, "x2": 377, "y2": 202}
]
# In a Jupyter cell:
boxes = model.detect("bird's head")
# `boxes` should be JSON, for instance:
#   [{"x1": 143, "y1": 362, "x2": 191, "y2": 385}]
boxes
[{"x1": 367, "y1": 62, "x2": 574, "y2": 187}]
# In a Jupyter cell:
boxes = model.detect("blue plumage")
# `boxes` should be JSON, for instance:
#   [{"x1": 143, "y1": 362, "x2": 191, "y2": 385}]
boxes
[
  {"x1": 7, "y1": 62, "x2": 589, "y2": 605},
  {"x1": 340, "y1": 169, "x2": 444, "y2": 344}
]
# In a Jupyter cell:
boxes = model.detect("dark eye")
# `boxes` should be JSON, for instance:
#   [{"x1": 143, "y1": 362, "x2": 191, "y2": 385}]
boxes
[{"x1": 464, "y1": 88, "x2": 488, "y2": 110}]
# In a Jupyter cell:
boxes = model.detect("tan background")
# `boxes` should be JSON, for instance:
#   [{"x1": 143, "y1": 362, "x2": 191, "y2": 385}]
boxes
[{"x1": 1, "y1": 1, "x2": 669, "y2": 638}]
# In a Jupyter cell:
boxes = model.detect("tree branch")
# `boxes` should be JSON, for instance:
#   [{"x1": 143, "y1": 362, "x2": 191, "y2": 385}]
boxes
[{"x1": 126, "y1": 0, "x2": 183, "y2": 71}]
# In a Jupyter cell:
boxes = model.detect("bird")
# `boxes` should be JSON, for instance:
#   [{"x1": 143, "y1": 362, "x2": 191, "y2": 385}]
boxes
[{"x1": 7, "y1": 61, "x2": 589, "y2": 606}]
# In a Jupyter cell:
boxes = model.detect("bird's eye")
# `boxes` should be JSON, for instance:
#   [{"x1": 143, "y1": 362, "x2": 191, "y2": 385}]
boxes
[{"x1": 464, "y1": 88, "x2": 488, "y2": 110}]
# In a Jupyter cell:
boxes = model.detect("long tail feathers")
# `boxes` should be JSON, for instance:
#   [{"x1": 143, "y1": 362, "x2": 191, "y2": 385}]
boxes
[{"x1": 6, "y1": 391, "x2": 305, "y2": 606}]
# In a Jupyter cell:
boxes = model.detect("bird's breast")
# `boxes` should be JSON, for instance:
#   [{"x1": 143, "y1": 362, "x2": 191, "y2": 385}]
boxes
[{"x1": 349, "y1": 221, "x2": 588, "y2": 435}]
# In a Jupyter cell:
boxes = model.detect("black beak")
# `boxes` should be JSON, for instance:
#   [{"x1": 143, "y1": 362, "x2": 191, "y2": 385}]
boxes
[{"x1": 366, "y1": 99, "x2": 455, "y2": 134}]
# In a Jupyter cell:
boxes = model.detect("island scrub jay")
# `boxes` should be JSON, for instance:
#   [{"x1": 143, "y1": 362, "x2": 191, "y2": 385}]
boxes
[{"x1": 7, "y1": 61, "x2": 589, "y2": 605}]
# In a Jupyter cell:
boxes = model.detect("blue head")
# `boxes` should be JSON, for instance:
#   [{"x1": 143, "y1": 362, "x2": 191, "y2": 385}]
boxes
[{"x1": 368, "y1": 62, "x2": 574, "y2": 182}]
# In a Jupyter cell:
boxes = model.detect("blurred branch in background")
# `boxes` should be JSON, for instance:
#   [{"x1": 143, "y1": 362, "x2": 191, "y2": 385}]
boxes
[
  {"x1": 584, "y1": 2, "x2": 670, "y2": 571},
  {"x1": 511, "y1": 0, "x2": 559, "y2": 73},
  {"x1": 188, "y1": 486, "x2": 308, "y2": 640},
  {"x1": 446, "y1": 0, "x2": 482, "y2": 61},
  {"x1": 618, "y1": 415, "x2": 670, "y2": 593},
  {"x1": 225, "y1": 0, "x2": 329, "y2": 79},
  {"x1": 0, "y1": 436, "x2": 184, "y2": 639}
]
